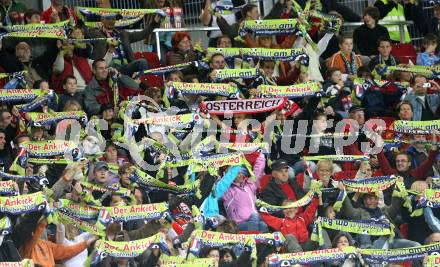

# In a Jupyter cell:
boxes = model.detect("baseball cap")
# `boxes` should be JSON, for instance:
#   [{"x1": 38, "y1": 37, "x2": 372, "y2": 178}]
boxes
[
  {"x1": 349, "y1": 105, "x2": 364, "y2": 114},
  {"x1": 271, "y1": 159, "x2": 289, "y2": 171},
  {"x1": 94, "y1": 161, "x2": 109, "y2": 171}
]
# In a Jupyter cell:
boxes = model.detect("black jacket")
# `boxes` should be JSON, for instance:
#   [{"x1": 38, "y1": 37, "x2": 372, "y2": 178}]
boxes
[
  {"x1": 258, "y1": 177, "x2": 306, "y2": 206},
  {"x1": 57, "y1": 91, "x2": 86, "y2": 111},
  {"x1": 353, "y1": 24, "x2": 390, "y2": 57}
]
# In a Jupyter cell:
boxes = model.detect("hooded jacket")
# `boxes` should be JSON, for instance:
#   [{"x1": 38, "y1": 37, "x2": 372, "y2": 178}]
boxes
[{"x1": 222, "y1": 153, "x2": 266, "y2": 224}]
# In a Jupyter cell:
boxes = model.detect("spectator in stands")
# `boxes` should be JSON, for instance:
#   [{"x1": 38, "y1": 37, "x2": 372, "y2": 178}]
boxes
[
  {"x1": 425, "y1": 232, "x2": 440, "y2": 245},
  {"x1": 340, "y1": 189, "x2": 420, "y2": 249},
  {"x1": 167, "y1": 32, "x2": 200, "y2": 81},
  {"x1": 353, "y1": 6, "x2": 390, "y2": 57},
  {"x1": 52, "y1": 28, "x2": 94, "y2": 93},
  {"x1": 222, "y1": 154, "x2": 268, "y2": 232},
  {"x1": 259, "y1": 159, "x2": 306, "y2": 207},
  {"x1": 215, "y1": 35, "x2": 244, "y2": 69},
  {"x1": 216, "y1": 35, "x2": 232, "y2": 48},
  {"x1": 0, "y1": 0, "x2": 27, "y2": 25},
  {"x1": 14, "y1": 212, "x2": 97, "y2": 267},
  {"x1": 378, "y1": 138, "x2": 437, "y2": 188},
  {"x1": 202, "y1": 53, "x2": 227, "y2": 83},
  {"x1": 200, "y1": 0, "x2": 245, "y2": 47},
  {"x1": 393, "y1": 69, "x2": 412, "y2": 84},
  {"x1": 83, "y1": 59, "x2": 140, "y2": 116},
  {"x1": 404, "y1": 74, "x2": 440, "y2": 121},
  {"x1": 257, "y1": 60, "x2": 300, "y2": 86},
  {"x1": 327, "y1": 35, "x2": 362, "y2": 80},
  {"x1": 85, "y1": 12, "x2": 162, "y2": 77},
  {"x1": 369, "y1": 36, "x2": 399, "y2": 72},
  {"x1": 41, "y1": 0, "x2": 75, "y2": 24},
  {"x1": 58, "y1": 76, "x2": 85, "y2": 112},
  {"x1": 397, "y1": 100, "x2": 414, "y2": 120},
  {"x1": 417, "y1": 33, "x2": 440, "y2": 66},
  {"x1": 374, "y1": 0, "x2": 424, "y2": 43},
  {"x1": 0, "y1": 129, "x2": 12, "y2": 172},
  {"x1": 200, "y1": 166, "x2": 242, "y2": 220},
  {"x1": 423, "y1": 4, "x2": 440, "y2": 41},
  {"x1": 324, "y1": 67, "x2": 353, "y2": 118},
  {"x1": 24, "y1": 9, "x2": 41, "y2": 24},
  {"x1": 216, "y1": 0, "x2": 287, "y2": 40},
  {"x1": 3, "y1": 42, "x2": 57, "y2": 89},
  {"x1": 259, "y1": 193, "x2": 321, "y2": 251}
]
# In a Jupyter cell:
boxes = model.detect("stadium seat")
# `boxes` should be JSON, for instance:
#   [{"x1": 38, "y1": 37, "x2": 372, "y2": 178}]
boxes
[
  {"x1": 134, "y1": 52, "x2": 161, "y2": 69},
  {"x1": 134, "y1": 52, "x2": 164, "y2": 88},
  {"x1": 391, "y1": 43, "x2": 417, "y2": 64},
  {"x1": 399, "y1": 223, "x2": 409, "y2": 239},
  {"x1": 141, "y1": 74, "x2": 164, "y2": 89}
]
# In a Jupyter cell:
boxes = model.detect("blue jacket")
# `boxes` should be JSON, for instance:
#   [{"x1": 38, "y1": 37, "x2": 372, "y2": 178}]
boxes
[
  {"x1": 404, "y1": 93, "x2": 440, "y2": 121},
  {"x1": 416, "y1": 52, "x2": 440, "y2": 66},
  {"x1": 200, "y1": 166, "x2": 241, "y2": 219},
  {"x1": 424, "y1": 207, "x2": 440, "y2": 232}
]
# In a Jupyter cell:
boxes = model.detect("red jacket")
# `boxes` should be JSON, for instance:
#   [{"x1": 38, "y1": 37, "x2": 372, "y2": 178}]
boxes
[
  {"x1": 41, "y1": 6, "x2": 76, "y2": 24},
  {"x1": 378, "y1": 149, "x2": 436, "y2": 180},
  {"x1": 52, "y1": 55, "x2": 93, "y2": 94},
  {"x1": 259, "y1": 198, "x2": 318, "y2": 243},
  {"x1": 95, "y1": 79, "x2": 141, "y2": 106}
]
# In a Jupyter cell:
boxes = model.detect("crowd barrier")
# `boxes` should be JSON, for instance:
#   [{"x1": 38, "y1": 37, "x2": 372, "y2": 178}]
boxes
[
  {"x1": 148, "y1": 20, "x2": 413, "y2": 61},
  {"x1": 64, "y1": 0, "x2": 424, "y2": 53}
]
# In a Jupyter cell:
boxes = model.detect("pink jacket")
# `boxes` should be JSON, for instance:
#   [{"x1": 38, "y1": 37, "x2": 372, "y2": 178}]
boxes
[{"x1": 222, "y1": 153, "x2": 266, "y2": 224}]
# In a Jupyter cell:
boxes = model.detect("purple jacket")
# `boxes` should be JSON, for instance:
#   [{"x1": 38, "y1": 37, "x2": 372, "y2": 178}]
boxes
[{"x1": 222, "y1": 153, "x2": 265, "y2": 224}]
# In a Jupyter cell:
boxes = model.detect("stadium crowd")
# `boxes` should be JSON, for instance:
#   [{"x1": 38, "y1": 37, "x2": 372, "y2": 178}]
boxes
[{"x1": 2, "y1": 0, "x2": 440, "y2": 266}]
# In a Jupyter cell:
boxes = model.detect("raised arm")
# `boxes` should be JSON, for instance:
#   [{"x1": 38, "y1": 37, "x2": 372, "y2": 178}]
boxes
[
  {"x1": 374, "y1": 0, "x2": 398, "y2": 19},
  {"x1": 264, "y1": 0, "x2": 286, "y2": 20},
  {"x1": 216, "y1": 15, "x2": 240, "y2": 39},
  {"x1": 200, "y1": 0, "x2": 213, "y2": 26},
  {"x1": 127, "y1": 15, "x2": 161, "y2": 43},
  {"x1": 377, "y1": 150, "x2": 396, "y2": 176},
  {"x1": 213, "y1": 165, "x2": 242, "y2": 200},
  {"x1": 254, "y1": 152, "x2": 266, "y2": 186},
  {"x1": 412, "y1": 149, "x2": 437, "y2": 180}
]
